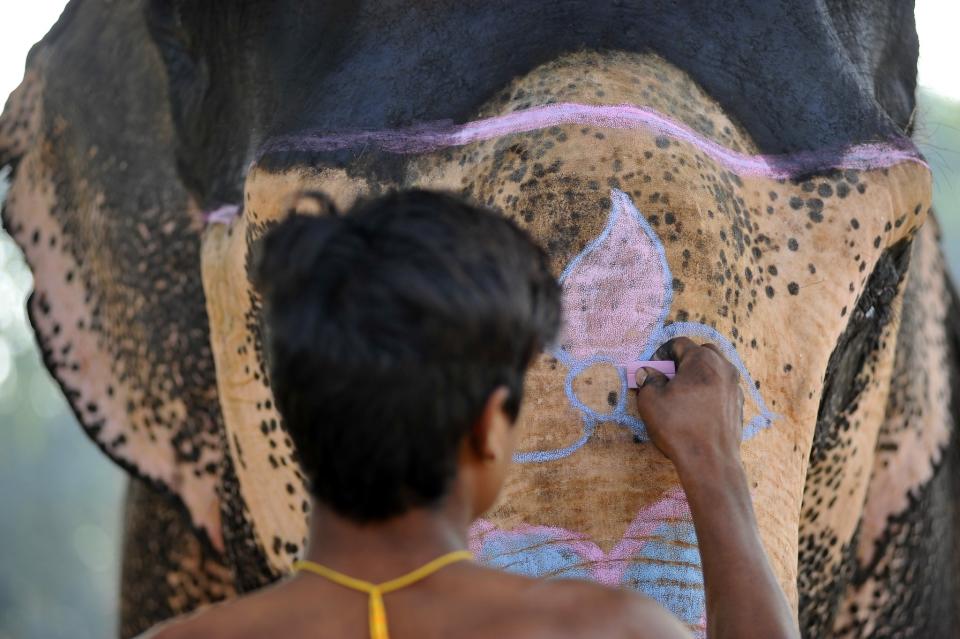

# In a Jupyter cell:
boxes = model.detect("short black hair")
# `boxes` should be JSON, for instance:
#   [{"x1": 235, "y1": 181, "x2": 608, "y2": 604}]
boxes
[{"x1": 256, "y1": 190, "x2": 561, "y2": 522}]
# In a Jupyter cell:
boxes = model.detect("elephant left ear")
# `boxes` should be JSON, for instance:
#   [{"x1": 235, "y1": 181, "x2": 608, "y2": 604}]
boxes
[{"x1": 0, "y1": 1, "x2": 225, "y2": 550}]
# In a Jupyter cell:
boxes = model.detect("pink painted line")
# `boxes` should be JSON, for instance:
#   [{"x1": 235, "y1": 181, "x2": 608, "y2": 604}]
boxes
[
  {"x1": 256, "y1": 102, "x2": 927, "y2": 179},
  {"x1": 204, "y1": 204, "x2": 240, "y2": 226}
]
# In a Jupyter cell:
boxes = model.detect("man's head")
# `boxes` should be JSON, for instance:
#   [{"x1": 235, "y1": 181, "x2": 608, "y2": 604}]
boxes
[{"x1": 256, "y1": 189, "x2": 561, "y2": 523}]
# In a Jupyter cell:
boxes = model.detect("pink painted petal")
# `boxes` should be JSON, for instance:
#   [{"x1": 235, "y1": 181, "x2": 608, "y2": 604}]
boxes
[{"x1": 559, "y1": 190, "x2": 670, "y2": 363}]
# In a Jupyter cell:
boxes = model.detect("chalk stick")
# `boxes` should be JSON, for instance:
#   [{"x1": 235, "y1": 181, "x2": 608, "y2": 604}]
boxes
[{"x1": 625, "y1": 360, "x2": 677, "y2": 388}]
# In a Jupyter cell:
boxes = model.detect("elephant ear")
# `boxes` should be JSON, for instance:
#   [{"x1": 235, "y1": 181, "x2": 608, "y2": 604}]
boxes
[
  {"x1": 823, "y1": 0, "x2": 920, "y2": 133},
  {"x1": 0, "y1": 0, "x2": 225, "y2": 549}
]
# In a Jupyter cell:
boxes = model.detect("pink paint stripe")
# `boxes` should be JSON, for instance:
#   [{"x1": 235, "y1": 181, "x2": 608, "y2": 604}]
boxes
[
  {"x1": 204, "y1": 204, "x2": 240, "y2": 226},
  {"x1": 256, "y1": 102, "x2": 927, "y2": 179}
]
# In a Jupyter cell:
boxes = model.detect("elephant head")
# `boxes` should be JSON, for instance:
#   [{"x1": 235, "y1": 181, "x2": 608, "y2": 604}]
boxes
[{"x1": 2, "y1": 1, "x2": 956, "y2": 637}]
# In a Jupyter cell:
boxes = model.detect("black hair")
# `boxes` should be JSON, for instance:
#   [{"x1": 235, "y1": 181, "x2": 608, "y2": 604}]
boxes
[{"x1": 256, "y1": 189, "x2": 561, "y2": 522}]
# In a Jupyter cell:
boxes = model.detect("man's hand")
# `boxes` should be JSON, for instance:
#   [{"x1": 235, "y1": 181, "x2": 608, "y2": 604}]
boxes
[
  {"x1": 633, "y1": 337, "x2": 799, "y2": 639},
  {"x1": 634, "y1": 337, "x2": 744, "y2": 471}
]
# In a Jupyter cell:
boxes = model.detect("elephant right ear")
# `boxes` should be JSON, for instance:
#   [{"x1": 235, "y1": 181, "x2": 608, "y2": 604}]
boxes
[{"x1": 0, "y1": 0, "x2": 226, "y2": 550}]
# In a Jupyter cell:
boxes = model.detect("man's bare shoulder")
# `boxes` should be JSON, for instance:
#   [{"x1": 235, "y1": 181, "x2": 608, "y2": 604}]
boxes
[
  {"x1": 542, "y1": 579, "x2": 692, "y2": 638},
  {"x1": 135, "y1": 605, "x2": 228, "y2": 639},
  {"x1": 472, "y1": 573, "x2": 693, "y2": 639},
  {"x1": 136, "y1": 568, "x2": 692, "y2": 639}
]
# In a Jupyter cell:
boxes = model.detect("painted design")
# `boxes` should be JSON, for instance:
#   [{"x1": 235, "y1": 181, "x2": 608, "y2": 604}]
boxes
[
  {"x1": 471, "y1": 490, "x2": 706, "y2": 634},
  {"x1": 515, "y1": 189, "x2": 778, "y2": 464},
  {"x1": 256, "y1": 102, "x2": 927, "y2": 178},
  {"x1": 205, "y1": 204, "x2": 240, "y2": 225},
  {"x1": 474, "y1": 190, "x2": 773, "y2": 636},
  {"x1": 242, "y1": 105, "x2": 919, "y2": 633}
]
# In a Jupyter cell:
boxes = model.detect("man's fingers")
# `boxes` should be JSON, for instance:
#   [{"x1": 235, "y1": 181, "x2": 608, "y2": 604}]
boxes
[
  {"x1": 638, "y1": 366, "x2": 669, "y2": 389},
  {"x1": 654, "y1": 337, "x2": 698, "y2": 365},
  {"x1": 701, "y1": 342, "x2": 723, "y2": 357},
  {"x1": 636, "y1": 367, "x2": 669, "y2": 419}
]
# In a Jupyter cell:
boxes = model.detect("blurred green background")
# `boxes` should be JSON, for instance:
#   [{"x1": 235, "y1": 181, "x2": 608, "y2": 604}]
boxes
[{"x1": 0, "y1": 4, "x2": 959, "y2": 639}]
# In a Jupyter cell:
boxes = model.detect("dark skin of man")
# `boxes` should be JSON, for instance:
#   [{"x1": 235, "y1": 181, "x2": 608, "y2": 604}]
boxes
[{"x1": 142, "y1": 337, "x2": 798, "y2": 639}]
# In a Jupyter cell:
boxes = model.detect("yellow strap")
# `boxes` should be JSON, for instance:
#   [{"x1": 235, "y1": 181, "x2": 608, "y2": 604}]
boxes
[{"x1": 294, "y1": 550, "x2": 473, "y2": 639}]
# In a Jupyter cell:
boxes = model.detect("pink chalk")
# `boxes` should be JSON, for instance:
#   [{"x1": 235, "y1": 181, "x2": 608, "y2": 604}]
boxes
[
  {"x1": 625, "y1": 360, "x2": 676, "y2": 388},
  {"x1": 256, "y1": 102, "x2": 928, "y2": 179}
]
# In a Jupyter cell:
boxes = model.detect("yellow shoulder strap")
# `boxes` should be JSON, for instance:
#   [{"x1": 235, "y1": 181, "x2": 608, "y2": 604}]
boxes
[{"x1": 294, "y1": 550, "x2": 473, "y2": 639}]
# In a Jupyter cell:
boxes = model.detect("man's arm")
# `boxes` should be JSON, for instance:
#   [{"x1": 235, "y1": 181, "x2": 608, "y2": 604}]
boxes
[{"x1": 635, "y1": 337, "x2": 798, "y2": 639}]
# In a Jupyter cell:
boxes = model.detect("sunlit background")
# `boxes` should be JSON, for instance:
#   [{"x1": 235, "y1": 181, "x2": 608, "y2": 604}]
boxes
[{"x1": 1, "y1": 1, "x2": 958, "y2": 637}]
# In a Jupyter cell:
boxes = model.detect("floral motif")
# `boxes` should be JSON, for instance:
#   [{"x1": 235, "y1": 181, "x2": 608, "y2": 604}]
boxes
[{"x1": 516, "y1": 189, "x2": 777, "y2": 463}]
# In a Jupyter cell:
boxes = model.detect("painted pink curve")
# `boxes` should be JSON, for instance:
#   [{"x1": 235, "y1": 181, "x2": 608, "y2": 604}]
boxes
[
  {"x1": 469, "y1": 489, "x2": 690, "y2": 586},
  {"x1": 205, "y1": 204, "x2": 240, "y2": 226},
  {"x1": 256, "y1": 102, "x2": 928, "y2": 179}
]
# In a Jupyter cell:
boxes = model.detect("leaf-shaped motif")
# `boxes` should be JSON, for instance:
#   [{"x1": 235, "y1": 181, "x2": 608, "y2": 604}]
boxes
[{"x1": 558, "y1": 189, "x2": 671, "y2": 365}]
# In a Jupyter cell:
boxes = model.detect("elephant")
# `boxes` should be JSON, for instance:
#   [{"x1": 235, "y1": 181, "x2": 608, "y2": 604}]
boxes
[{"x1": 1, "y1": 0, "x2": 957, "y2": 637}]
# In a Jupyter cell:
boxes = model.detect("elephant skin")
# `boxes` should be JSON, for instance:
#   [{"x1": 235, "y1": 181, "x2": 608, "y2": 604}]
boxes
[{"x1": 1, "y1": 1, "x2": 956, "y2": 637}]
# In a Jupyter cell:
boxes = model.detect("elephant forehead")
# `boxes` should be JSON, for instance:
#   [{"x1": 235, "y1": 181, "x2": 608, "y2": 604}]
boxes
[
  {"x1": 202, "y1": 51, "x2": 931, "y2": 597},
  {"x1": 411, "y1": 137, "x2": 929, "y2": 570}
]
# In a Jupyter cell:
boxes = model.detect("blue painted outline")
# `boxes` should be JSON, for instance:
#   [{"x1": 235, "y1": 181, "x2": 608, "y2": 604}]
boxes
[{"x1": 514, "y1": 189, "x2": 779, "y2": 463}]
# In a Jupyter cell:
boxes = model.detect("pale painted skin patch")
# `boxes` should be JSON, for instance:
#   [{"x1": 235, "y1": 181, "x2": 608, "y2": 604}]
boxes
[
  {"x1": 201, "y1": 50, "x2": 931, "y2": 633},
  {"x1": 1, "y1": 55, "x2": 225, "y2": 548},
  {"x1": 201, "y1": 169, "x2": 373, "y2": 575},
  {"x1": 826, "y1": 220, "x2": 953, "y2": 637},
  {"x1": 1, "y1": 38, "x2": 236, "y2": 632}
]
